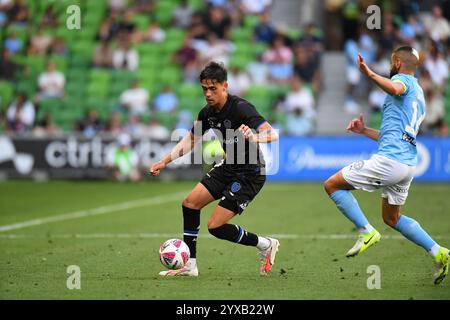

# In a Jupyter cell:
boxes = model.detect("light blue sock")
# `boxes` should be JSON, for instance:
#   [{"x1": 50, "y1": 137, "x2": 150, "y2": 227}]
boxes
[
  {"x1": 394, "y1": 215, "x2": 436, "y2": 252},
  {"x1": 330, "y1": 190, "x2": 369, "y2": 229}
]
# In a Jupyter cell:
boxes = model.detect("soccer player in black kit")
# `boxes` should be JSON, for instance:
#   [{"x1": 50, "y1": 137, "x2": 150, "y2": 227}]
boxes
[{"x1": 150, "y1": 61, "x2": 280, "y2": 276}]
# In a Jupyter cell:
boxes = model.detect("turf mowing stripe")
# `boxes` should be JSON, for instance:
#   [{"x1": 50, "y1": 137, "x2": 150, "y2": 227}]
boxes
[
  {"x1": 0, "y1": 233, "x2": 447, "y2": 240},
  {"x1": 0, "y1": 191, "x2": 189, "y2": 232}
]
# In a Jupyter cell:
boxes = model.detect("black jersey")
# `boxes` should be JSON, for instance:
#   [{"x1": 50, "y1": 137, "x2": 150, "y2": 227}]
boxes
[{"x1": 191, "y1": 94, "x2": 267, "y2": 170}]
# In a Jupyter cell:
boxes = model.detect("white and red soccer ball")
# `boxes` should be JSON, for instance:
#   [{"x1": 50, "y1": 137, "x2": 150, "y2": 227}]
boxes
[{"x1": 159, "y1": 239, "x2": 190, "y2": 270}]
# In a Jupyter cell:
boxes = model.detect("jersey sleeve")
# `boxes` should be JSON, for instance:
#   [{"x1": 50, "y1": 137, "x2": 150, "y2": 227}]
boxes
[
  {"x1": 391, "y1": 74, "x2": 409, "y2": 96},
  {"x1": 190, "y1": 108, "x2": 210, "y2": 136},
  {"x1": 239, "y1": 101, "x2": 267, "y2": 130}
]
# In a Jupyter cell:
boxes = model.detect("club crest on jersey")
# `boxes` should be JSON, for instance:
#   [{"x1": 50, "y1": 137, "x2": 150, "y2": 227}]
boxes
[
  {"x1": 353, "y1": 160, "x2": 364, "y2": 171},
  {"x1": 207, "y1": 117, "x2": 218, "y2": 128},
  {"x1": 224, "y1": 119, "x2": 232, "y2": 129},
  {"x1": 231, "y1": 182, "x2": 241, "y2": 193}
]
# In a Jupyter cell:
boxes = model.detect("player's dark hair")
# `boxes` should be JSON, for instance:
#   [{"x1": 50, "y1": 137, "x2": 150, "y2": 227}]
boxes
[{"x1": 199, "y1": 61, "x2": 227, "y2": 83}]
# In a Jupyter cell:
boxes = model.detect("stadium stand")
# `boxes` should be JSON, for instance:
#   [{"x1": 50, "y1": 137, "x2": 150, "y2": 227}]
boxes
[{"x1": 0, "y1": 0, "x2": 448, "y2": 138}]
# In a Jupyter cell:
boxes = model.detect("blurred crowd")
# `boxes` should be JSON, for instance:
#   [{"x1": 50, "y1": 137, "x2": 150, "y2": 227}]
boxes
[
  {"x1": 0, "y1": 0, "x2": 449, "y2": 139},
  {"x1": 0, "y1": 0, "x2": 324, "y2": 138},
  {"x1": 332, "y1": 0, "x2": 450, "y2": 136}
]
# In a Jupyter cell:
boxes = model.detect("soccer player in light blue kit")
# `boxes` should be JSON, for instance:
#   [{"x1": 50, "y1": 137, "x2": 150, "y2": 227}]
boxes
[{"x1": 324, "y1": 46, "x2": 449, "y2": 285}]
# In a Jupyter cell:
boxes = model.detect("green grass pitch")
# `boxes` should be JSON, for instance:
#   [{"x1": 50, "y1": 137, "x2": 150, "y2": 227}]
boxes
[{"x1": 0, "y1": 180, "x2": 449, "y2": 300}]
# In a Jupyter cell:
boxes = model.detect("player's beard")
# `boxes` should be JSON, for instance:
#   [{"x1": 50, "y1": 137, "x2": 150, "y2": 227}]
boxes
[{"x1": 389, "y1": 66, "x2": 399, "y2": 78}]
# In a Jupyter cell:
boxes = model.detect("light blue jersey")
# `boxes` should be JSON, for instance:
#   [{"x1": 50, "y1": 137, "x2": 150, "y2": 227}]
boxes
[{"x1": 377, "y1": 73, "x2": 426, "y2": 166}]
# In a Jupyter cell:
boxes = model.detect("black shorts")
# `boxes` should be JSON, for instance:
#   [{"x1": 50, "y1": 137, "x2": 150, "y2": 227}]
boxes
[{"x1": 200, "y1": 162, "x2": 266, "y2": 214}]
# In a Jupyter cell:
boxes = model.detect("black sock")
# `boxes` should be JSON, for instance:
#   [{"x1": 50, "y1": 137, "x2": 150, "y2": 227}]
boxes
[
  {"x1": 208, "y1": 224, "x2": 258, "y2": 246},
  {"x1": 183, "y1": 205, "x2": 200, "y2": 259}
]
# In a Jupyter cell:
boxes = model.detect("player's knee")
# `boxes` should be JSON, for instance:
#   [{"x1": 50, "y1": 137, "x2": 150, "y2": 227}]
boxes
[
  {"x1": 323, "y1": 178, "x2": 335, "y2": 195},
  {"x1": 383, "y1": 215, "x2": 399, "y2": 228},
  {"x1": 182, "y1": 198, "x2": 203, "y2": 210},
  {"x1": 207, "y1": 218, "x2": 223, "y2": 230}
]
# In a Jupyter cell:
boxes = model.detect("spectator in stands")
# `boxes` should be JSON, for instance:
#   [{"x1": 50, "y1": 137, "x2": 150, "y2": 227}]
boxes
[
  {"x1": 293, "y1": 46, "x2": 321, "y2": 94},
  {"x1": 247, "y1": 53, "x2": 269, "y2": 85},
  {"x1": 172, "y1": 0, "x2": 193, "y2": 29},
  {"x1": 424, "y1": 41, "x2": 449, "y2": 93},
  {"x1": 97, "y1": 12, "x2": 122, "y2": 42},
  {"x1": 104, "y1": 111, "x2": 123, "y2": 136},
  {"x1": 130, "y1": 0, "x2": 154, "y2": 14},
  {"x1": 203, "y1": 5, "x2": 232, "y2": 40},
  {"x1": 123, "y1": 114, "x2": 147, "y2": 138},
  {"x1": 285, "y1": 107, "x2": 315, "y2": 136},
  {"x1": 0, "y1": 49, "x2": 19, "y2": 81},
  {"x1": 146, "y1": 119, "x2": 170, "y2": 140},
  {"x1": 172, "y1": 34, "x2": 198, "y2": 68},
  {"x1": 188, "y1": 11, "x2": 208, "y2": 41},
  {"x1": 153, "y1": 86, "x2": 179, "y2": 114},
  {"x1": 32, "y1": 113, "x2": 60, "y2": 137},
  {"x1": 4, "y1": 31, "x2": 23, "y2": 54},
  {"x1": 253, "y1": 10, "x2": 276, "y2": 44},
  {"x1": 175, "y1": 110, "x2": 193, "y2": 131},
  {"x1": 421, "y1": 85, "x2": 447, "y2": 136},
  {"x1": 6, "y1": 92, "x2": 35, "y2": 134},
  {"x1": 112, "y1": 39, "x2": 139, "y2": 71},
  {"x1": 50, "y1": 37, "x2": 69, "y2": 56},
  {"x1": 8, "y1": 0, "x2": 29, "y2": 27},
  {"x1": 368, "y1": 85, "x2": 387, "y2": 112},
  {"x1": 106, "y1": 133, "x2": 141, "y2": 182},
  {"x1": 343, "y1": 34, "x2": 361, "y2": 114},
  {"x1": 138, "y1": 21, "x2": 166, "y2": 43},
  {"x1": 227, "y1": 66, "x2": 251, "y2": 96},
  {"x1": 284, "y1": 77, "x2": 315, "y2": 116},
  {"x1": 108, "y1": 0, "x2": 127, "y2": 14},
  {"x1": 28, "y1": 26, "x2": 53, "y2": 55},
  {"x1": 399, "y1": 14, "x2": 424, "y2": 45},
  {"x1": 76, "y1": 110, "x2": 102, "y2": 138},
  {"x1": 40, "y1": 4, "x2": 58, "y2": 28},
  {"x1": 299, "y1": 23, "x2": 324, "y2": 68},
  {"x1": 263, "y1": 34, "x2": 294, "y2": 84},
  {"x1": 92, "y1": 40, "x2": 114, "y2": 68},
  {"x1": 423, "y1": 5, "x2": 450, "y2": 42},
  {"x1": 182, "y1": 61, "x2": 201, "y2": 84},
  {"x1": 0, "y1": 0, "x2": 14, "y2": 26},
  {"x1": 37, "y1": 61, "x2": 65, "y2": 100},
  {"x1": 198, "y1": 33, "x2": 234, "y2": 67},
  {"x1": 119, "y1": 80, "x2": 149, "y2": 115},
  {"x1": 117, "y1": 12, "x2": 137, "y2": 41},
  {"x1": 241, "y1": 0, "x2": 272, "y2": 15},
  {"x1": 420, "y1": 70, "x2": 447, "y2": 136},
  {"x1": 379, "y1": 18, "x2": 400, "y2": 52}
]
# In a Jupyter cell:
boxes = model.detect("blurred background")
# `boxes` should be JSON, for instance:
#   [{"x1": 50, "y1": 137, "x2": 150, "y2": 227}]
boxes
[{"x1": 0, "y1": 0, "x2": 449, "y2": 181}]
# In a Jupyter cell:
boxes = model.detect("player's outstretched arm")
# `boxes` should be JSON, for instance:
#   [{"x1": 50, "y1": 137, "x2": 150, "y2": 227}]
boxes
[
  {"x1": 149, "y1": 132, "x2": 200, "y2": 176},
  {"x1": 239, "y1": 122, "x2": 279, "y2": 143},
  {"x1": 347, "y1": 114, "x2": 379, "y2": 141},
  {"x1": 357, "y1": 54, "x2": 406, "y2": 96}
]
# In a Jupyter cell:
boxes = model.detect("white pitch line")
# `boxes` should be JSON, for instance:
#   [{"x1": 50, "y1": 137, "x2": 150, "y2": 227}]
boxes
[
  {"x1": 0, "y1": 191, "x2": 189, "y2": 233},
  {"x1": 0, "y1": 233, "x2": 448, "y2": 240}
]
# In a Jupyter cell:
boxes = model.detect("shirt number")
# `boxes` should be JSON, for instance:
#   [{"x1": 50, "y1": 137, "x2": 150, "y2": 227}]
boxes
[{"x1": 405, "y1": 101, "x2": 425, "y2": 137}]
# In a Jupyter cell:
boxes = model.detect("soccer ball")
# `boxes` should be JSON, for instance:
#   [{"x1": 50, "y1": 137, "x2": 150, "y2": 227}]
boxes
[{"x1": 159, "y1": 239, "x2": 190, "y2": 270}]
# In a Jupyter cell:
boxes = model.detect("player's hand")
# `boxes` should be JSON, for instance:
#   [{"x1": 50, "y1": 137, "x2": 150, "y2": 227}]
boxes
[
  {"x1": 149, "y1": 161, "x2": 165, "y2": 176},
  {"x1": 346, "y1": 113, "x2": 365, "y2": 134},
  {"x1": 239, "y1": 124, "x2": 256, "y2": 142},
  {"x1": 357, "y1": 53, "x2": 372, "y2": 77}
]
